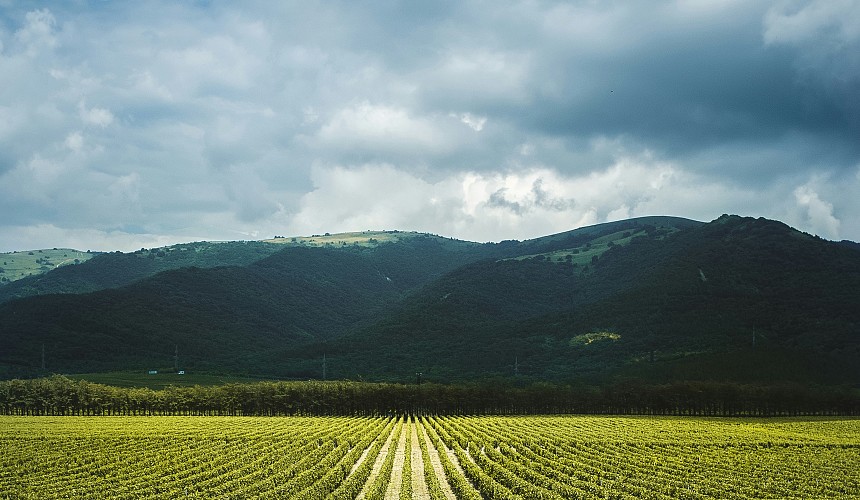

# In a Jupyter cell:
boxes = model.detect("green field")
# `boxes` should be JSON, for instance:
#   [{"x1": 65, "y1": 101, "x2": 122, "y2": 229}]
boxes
[
  {"x1": 1, "y1": 415, "x2": 857, "y2": 499},
  {"x1": 263, "y1": 230, "x2": 468, "y2": 248},
  {"x1": 0, "y1": 248, "x2": 93, "y2": 283}
]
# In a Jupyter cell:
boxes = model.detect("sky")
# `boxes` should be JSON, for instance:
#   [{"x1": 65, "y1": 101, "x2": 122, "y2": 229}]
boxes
[{"x1": 1, "y1": 0, "x2": 858, "y2": 252}]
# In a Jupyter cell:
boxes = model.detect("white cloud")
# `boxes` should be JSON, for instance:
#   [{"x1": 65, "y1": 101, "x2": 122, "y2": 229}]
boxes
[
  {"x1": 792, "y1": 182, "x2": 841, "y2": 239},
  {"x1": 764, "y1": 0, "x2": 860, "y2": 46},
  {"x1": 286, "y1": 155, "x2": 860, "y2": 245},
  {"x1": 455, "y1": 113, "x2": 487, "y2": 132},
  {"x1": 108, "y1": 172, "x2": 141, "y2": 204},
  {"x1": 225, "y1": 166, "x2": 282, "y2": 223},
  {"x1": 416, "y1": 48, "x2": 531, "y2": 111},
  {"x1": 14, "y1": 9, "x2": 57, "y2": 56},
  {"x1": 0, "y1": 223, "x2": 204, "y2": 253},
  {"x1": 289, "y1": 163, "x2": 455, "y2": 235},
  {"x1": 78, "y1": 102, "x2": 114, "y2": 127},
  {"x1": 288, "y1": 159, "x2": 724, "y2": 243},
  {"x1": 24, "y1": 154, "x2": 67, "y2": 186},
  {"x1": 64, "y1": 131, "x2": 83, "y2": 152},
  {"x1": 302, "y1": 106, "x2": 320, "y2": 125},
  {"x1": 764, "y1": 0, "x2": 860, "y2": 81},
  {"x1": 315, "y1": 101, "x2": 453, "y2": 155},
  {"x1": 158, "y1": 33, "x2": 265, "y2": 95},
  {"x1": 1, "y1": 1, "x2": 859, "y2": 252}
]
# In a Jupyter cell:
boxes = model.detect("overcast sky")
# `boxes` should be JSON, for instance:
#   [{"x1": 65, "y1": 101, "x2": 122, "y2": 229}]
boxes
[{"x1": 1, "y1": 1, "x2": 858, "y2": 252}]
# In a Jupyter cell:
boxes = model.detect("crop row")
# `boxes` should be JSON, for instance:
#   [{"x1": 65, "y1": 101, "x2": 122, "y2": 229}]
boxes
[
  {"x1": 1, "y1": 415, "x2": 857, "y2": 499},
  {"x1": 428, "y1": 416, "x2": 860, "y2": 499}
]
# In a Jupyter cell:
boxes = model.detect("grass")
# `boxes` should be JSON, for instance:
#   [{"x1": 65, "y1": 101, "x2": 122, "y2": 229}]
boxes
[
  {"x1": 569, "y1": 331, "x2": 622, "y2": 347},
  {"x1": 263, "y1": 230, "x2": 462, "y2": 248},
  {"x1": 509, "y1": 228, "x2": 647, "y2": 265},
  {"x1": 0, "y1": 248, "x2": 94, "y2": 284}
]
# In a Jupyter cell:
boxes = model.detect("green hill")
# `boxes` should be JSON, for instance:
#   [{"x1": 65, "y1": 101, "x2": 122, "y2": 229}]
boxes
[
  {"x1": 0, "y1": 241, "x2": 283, "y2": 304},
  {"x1": 1, "y1": 215, "x2": 858, "y2": 387},
  {"x1": 0, "y1": 248, "x2": 95, "y2": 285},
  {"x1": 0, "y1": 234, "x2": 492, "y2": 378},
  {"x1": 0, "y1": 231, "x2": 482, "y2": 304},
  {"x1": 304, "y1": 216, "x2": 860, "y2": 384}
]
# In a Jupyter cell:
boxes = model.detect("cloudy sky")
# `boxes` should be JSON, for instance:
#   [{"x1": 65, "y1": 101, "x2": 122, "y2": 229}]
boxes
[{"x1": 1, "y1": 1, "x2": 858, "y2": 252}]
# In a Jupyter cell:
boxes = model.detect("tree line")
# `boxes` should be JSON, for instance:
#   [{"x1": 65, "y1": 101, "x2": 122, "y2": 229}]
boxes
[{"x1": 1, "y1": 376, "x2": 858, "y2": 416}]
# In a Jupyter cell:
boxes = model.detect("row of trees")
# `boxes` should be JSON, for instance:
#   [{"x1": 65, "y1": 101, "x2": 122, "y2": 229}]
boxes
[{"x1": 1, "y1": 376, "x2": 858, "y2": 416}]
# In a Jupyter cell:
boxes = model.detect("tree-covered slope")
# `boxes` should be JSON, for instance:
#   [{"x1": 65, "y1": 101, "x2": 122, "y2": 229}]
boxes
[
  {"x1": 2, "y1": 215, "x2": 858, "y2": 386},
  {"x1": 0, "y1": 231, "x2": 488, "y2": 304},
  {"x1": 314, "y1": 216, "x2": 860, "y2": 384},
  {"x1": 0, "y1": 236, "x2": 493, "y2": 378},
  {"x1": 0, "y1": 241, "x2": 283, "y2": 304}
]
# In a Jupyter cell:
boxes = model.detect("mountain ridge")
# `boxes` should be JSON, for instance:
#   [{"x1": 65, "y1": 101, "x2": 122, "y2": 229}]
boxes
[
  {"x1": 1, "y1": 214, "x2": 858, "y2": 387},
  {"x1": 0, "y1": 216, "x2": 700, "y2": 303}
]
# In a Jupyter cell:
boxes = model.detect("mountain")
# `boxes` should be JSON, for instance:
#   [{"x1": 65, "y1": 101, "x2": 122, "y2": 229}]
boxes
[
  {"x1": 0, "y1": 241, "x2": 280, "y2": 304},
  {"x1": 1, "y1": 215, "x2": 858, "y2": 386},
  {"x1": 318, "y1": 215, "x2": 860, "y2": 384},
  {"x1": 0, "y1": 232, "x2": 492, "y2": 377}
]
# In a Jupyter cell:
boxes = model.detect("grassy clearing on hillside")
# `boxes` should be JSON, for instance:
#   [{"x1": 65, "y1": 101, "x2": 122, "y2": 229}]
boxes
[
  {"x1": 1, "y1": 415, "x2": 857, "y2": 499},
  {"x1": 263, "y1": 230, "x2": 470, "y2": 248},
  {"x1": 0, "y1": 248, "x2": 93, "y2": 284},
  {"x1": 265, "y1": 230, "x2": 417, "y2": 247},
  {"x1": 569, "y1": 331, "x2": 622, "y2": 346},
  {"x1": 509, "y1": 228, "x2": 645, "y2": 265}
]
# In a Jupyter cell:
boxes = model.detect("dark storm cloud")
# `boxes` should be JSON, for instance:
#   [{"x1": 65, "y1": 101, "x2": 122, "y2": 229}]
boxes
[{"x1": 1, "y1": 1, "x2": 858, "y2": 251}]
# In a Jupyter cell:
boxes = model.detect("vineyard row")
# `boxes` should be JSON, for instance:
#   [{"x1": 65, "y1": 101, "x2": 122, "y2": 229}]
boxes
[{"x1": 2, "y1": 415, "x2": 858, "y2": 499}]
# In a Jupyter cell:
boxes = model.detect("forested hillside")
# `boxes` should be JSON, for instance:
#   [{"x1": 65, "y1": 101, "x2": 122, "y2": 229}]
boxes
[
  {"x1": 1, "y1": 215, "x2": 858, "y2": 387},
  {"x1": 305, "y1": 216, "x2": 860, "y2": 384},
  {"x1": 0, "y1": 231, "x2": 485, "y2": 304},
  {"x1": 0, "y1": 234, "x2": 494, "y2": 378},
  {"x1": 0, "y1": 241, "x2": 281, "y2": 303}
]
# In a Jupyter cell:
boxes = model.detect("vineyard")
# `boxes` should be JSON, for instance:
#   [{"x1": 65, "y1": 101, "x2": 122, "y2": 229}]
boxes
[{"x1": 1, "y1": 415, "x2": 858, "y2": 499}]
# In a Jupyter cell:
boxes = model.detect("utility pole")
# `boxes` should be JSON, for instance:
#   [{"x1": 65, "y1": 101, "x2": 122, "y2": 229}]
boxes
[
  {"x1": 174, "y1": 344, "x2": 179, "y2": 372},
  {"x1": 514, "y1": 356, "x2": 519, "y2": 376},
  {"x1": 41, "y1": 343, "x2": 45, "y2": 371},
  {"x1": 322, "y1": 354, "x2": 327, "y2": 381},
  {"x1": 752, "y1": 328, "x2": 756, "y2": 349}
]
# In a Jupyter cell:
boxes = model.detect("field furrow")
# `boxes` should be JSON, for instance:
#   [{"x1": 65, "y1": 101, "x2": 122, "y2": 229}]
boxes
[
  {"x1": 409, "y1": 421, "x2": 432, "y2": 500},
  {"x1": 1, "y1": 415, "x2": 857, "y2": 499},
  {"x1": 418, "y1": 419, "x2": 458, "y2": 500},
  {"x1": 356, "y1": 417, "x2": 401, "y2": 500},
  {"x1": 384, "y1": 420, "x2": 408, "y2": 499}
]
